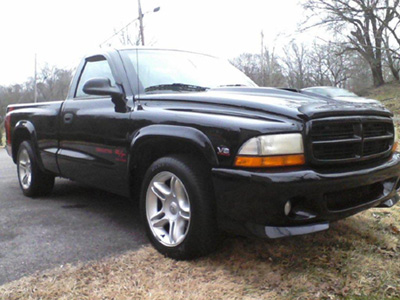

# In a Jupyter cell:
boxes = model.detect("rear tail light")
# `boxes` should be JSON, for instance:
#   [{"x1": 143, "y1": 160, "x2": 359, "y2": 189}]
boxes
[{"x1": 5, "y1": 107, "x2": 14, "y2": 146}]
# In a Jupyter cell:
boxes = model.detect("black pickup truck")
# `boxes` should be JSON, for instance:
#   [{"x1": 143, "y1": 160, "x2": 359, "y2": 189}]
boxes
[{"x1": 4, "y1": 48, "x2": 400, "y2": 259}]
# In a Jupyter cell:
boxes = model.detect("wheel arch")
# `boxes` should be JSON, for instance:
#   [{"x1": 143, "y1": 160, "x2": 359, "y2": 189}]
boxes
[
  {"x1": 11, "y1": 121, "x2": 45, "y2": 171},
  {"x1": 128, "y1": 125, "x2": 219, "y2": 199}
]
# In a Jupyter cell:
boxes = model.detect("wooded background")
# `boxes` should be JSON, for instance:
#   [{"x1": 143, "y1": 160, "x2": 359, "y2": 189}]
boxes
[{"x1": 1, "y1": 0, "x2": 399, "y2": 145}]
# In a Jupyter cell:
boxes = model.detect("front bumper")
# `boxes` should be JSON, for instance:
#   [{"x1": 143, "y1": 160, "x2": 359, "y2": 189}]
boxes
[{"x1": 212, "y1": 153, "x2": 400, "y2": 238}]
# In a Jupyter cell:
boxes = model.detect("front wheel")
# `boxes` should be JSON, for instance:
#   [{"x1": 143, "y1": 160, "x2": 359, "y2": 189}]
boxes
[
  {"x1": 140, "y1": 155, "x2": 219, "y2": 259},
  {"x1": 17, "y1": 141, "x2": 55, "y2": 197}
]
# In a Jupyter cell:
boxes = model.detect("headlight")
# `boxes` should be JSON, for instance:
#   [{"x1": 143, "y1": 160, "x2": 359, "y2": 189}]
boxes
[{"x1": 235, "y1": 133, "x2": 305, "y2": 168}]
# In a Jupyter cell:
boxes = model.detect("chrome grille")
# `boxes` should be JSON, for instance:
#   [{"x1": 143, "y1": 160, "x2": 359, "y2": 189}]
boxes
[{"x1": 308, "y1": 116, "x2": 394, "y2": 164}]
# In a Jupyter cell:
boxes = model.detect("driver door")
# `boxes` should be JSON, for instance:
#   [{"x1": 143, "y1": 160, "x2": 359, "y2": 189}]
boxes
[{"x1": 57, "y1": 56, "x2": 131, "y2": 196}]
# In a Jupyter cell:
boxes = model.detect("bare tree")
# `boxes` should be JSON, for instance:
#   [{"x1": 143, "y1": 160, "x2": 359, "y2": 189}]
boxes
[
  {"x1": 118, "y1": 26, "x2": 141, "y2": 47},
  {"x1": 231, "y1": 53, "x2": 261, "y2": 83},
  {"x1": 0, "y1": 84, "x2": 34, "y2": 146},
  {"x1": 347, "y1": 51, "x2": 374, "y2": 91},
  {"x1": 322, "y1": 42, "x2": 353, "y2": 86},
  {"x1": 308, "y1": 42, "x2": 329, "y2": 86},
  {"x1": 282, "y1": 42, "x2": 311, "y2": 89},
  {"x1": 0, "y1": 65, "x2": 73, "y2": 145},
  {"x1": 231, "y1": 51, "x2": 285, "y2": 87},
  {"x1": 303, "y1": 0, "x2": 400, "y2": 87},
  {"x1": 383, "y1": 29, "x2": 400, "y2": 81},
  {"x1": 36, "y1": 65, "x2": 73, "y2": 101},
  {"x1": 375, "y1": 2, "x2": 400, "y2": 55},
  {"x1": 260, "y1": 48, "x2": 286, "y2": 87}
]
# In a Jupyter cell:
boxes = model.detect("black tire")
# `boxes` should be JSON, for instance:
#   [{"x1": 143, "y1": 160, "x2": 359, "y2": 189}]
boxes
[
  {"x1": 17, "y1": 141, "x2": 55, "y2": 197},
  {"x1": 140, "y1": 155, "x2": 219, "y2": 260}
]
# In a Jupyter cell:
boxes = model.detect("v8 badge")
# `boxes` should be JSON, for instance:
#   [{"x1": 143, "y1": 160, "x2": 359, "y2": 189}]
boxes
[{"x1": 216, "y1": 146, "x2": 230, "y2": 157}]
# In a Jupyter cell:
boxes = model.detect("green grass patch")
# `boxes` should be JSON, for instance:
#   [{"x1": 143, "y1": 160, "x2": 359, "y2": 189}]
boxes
[
  {"x1": 364, "y1": 82, "x2": 400, "y2": 117},
  {"x1": 0, "y1": 130, "x2": 5, "y2": 147}
]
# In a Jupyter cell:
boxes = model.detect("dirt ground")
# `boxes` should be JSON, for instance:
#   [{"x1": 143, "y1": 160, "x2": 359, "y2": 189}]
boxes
[{"x1": 1, "y1": 204, "x2": 399, "y2": 300}]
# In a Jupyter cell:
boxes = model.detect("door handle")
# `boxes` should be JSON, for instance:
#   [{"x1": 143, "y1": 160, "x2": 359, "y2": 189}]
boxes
[{"x1": 63, "y1": 113, "x2": 74, "y2": 124}]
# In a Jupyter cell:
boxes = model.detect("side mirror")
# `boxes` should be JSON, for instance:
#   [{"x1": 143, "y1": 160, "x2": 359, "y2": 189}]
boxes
[
  {"x1": 83, "y1": 77, "x2": 123, "y2": 98},
  {"x1": 83, "y1": 78, "x2": 128, "y2": 113}
]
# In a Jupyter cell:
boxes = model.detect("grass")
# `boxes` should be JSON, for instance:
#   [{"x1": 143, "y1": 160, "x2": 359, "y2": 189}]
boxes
[
  {"x1": 0, "y1": 129, "x2": 5, "y2": 148},
  {"x1": 1, "y1": 206, "x2": 399, "y2": 300},
  {"x1": 365, "y1": 82, "x2": 400, "y2": 136},
  {"x1": 364, "y1": 82, "x2": 400, "y2": 117},
  {"x1": 1, "y1": 83, "x2": 400, "y2": 299}
]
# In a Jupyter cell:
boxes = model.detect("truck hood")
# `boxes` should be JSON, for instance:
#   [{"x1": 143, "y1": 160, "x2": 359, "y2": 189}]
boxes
[
  {"x1": 140, "y1": 87, "x2": 392, "y2": 120},
  {"x1": 332, "y1": 95, "x2": 381, "y2": 104}
]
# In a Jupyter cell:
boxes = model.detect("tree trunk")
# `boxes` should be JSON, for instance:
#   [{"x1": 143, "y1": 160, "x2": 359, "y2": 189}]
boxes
[
  {"x1": 370, "y1": 61, "x2": 385, "y2": 87},
  {"x1": 383, "y1": 34, "x2": 400, "y2": 81},
  {"x1": 388, "y1": 61, "x2": 400, "y2": 81}
]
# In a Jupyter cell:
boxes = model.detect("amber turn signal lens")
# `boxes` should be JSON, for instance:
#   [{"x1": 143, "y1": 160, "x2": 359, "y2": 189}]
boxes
[
  {"x1": 234, "y1": 154, "x2": 305, "y2": 168},
  {"x1": 393, "y1": 141, "x2": 398, "y2": 153}
]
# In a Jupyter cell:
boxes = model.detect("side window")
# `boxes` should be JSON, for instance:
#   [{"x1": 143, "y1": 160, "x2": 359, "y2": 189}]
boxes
[{"x1": 75, "y1": 59, "x2": 116, "y2": 98}]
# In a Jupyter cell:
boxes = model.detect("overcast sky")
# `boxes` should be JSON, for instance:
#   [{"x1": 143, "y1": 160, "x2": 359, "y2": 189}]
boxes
[{"x1": 0, "y1": 0, "x2": 319, "y2": 86}]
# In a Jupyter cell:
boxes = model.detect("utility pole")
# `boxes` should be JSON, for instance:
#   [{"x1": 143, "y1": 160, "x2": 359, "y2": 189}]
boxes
[
  {"x1": 261, "y1": 31, "x2": 265, "y2": 86},
  {"x1": 98, "y1": 3, "x2": 159, "y2": 48},
  {"x1": 138, "y1": 0, "x2": 145, "y2": 46},
  {"x1": 34, "y1": 53, "x2": 37, "y2": 103}
]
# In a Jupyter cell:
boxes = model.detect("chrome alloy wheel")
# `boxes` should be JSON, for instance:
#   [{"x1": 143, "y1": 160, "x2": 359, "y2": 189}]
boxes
[
  {"x1": 18, "y1": 148, "x2": 32, "y2": 190},
  {"x1": 145, "y1": 171, "x2": 191, "y2": 247}
]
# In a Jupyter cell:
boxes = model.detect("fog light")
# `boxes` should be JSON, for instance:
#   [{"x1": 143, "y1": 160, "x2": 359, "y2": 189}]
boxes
[{"x1": 284, "y1": 201, "x2": 292, "y2": 216}]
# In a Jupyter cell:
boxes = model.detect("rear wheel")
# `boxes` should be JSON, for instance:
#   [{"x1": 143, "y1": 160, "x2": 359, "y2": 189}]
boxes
[
  {"x1": 17, "y1": 141, "x2": 55, "y2": 197},
  {"x1": 140, "y1": 155, "x2": 219, "y2": 259}
]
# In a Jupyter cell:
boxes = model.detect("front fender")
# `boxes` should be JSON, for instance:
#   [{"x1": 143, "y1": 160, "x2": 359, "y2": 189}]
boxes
[{"x1": 129, "y1": 125, "x2": 219, "y2": 167}]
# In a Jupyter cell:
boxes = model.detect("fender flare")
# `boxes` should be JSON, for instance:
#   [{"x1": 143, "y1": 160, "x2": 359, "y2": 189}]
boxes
[
  {"x1": 12, "y1": 120, "x2": 45, "y2": 171},
  {"x1": 129, "y1": 125, "x2": 219, "y2": 168}
]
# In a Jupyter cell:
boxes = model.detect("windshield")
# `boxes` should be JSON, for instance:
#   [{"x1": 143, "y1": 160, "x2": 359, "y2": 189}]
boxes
[{"x1": 121, "y1": 49, "x2": 256, "y2": 94}]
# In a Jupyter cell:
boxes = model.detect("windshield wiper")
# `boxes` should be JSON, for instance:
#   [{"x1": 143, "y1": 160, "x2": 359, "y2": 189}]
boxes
[{"x1": 144, "y1": 83, "x2": 209, "y2": 93}]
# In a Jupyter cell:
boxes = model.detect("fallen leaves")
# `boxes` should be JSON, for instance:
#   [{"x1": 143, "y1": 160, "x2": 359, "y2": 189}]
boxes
[
  {"x1": 390, "y1": 224, "x2": 400, "y2": 235},
  {"x1": 0, "y1": 205, "x2": 399, "y2": 300}
]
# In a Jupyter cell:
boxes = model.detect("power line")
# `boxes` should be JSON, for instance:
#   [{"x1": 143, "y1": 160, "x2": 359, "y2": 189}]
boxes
[
  {"x1": 99, "y1": 5, "x2": 160, "y2": 48},
  {"x1": 99, "y1": 18, "x2": 141, "y2": 48}
]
